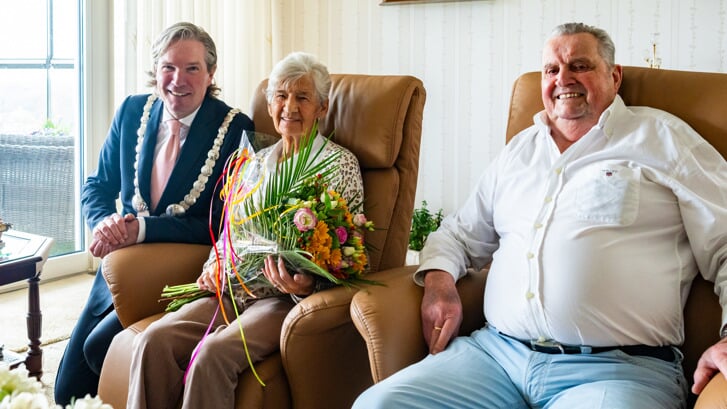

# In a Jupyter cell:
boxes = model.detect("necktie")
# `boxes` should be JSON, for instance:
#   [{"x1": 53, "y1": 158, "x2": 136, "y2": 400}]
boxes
[{"x1": 150, "y1": 118, "x2": 181, "y2": 212}]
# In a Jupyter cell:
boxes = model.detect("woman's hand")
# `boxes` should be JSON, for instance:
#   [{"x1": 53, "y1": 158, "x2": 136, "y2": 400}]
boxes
[
  {"x1": 196, "y1": 263, "x2": 219, "y2": 291},
  {"x1": 263, "y1": 255, "x2": 315, "y2": 296}
]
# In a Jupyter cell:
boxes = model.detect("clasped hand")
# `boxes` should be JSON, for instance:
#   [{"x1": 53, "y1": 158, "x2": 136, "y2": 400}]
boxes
[{"x1": 89, "y1": 213, "x2": 139, "y2": 258}]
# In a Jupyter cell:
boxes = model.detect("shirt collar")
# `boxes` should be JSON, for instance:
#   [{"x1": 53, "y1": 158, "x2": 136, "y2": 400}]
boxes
[
  {"x1": 161, "y1": 104, "x2": 201, "y2": 128},
  {"x1": 532, "y1": 94, "x2": 625, "y2": 140}
]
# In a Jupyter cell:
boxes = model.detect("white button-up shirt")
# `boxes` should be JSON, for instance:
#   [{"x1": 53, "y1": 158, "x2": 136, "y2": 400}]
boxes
[{"x1": 417, "y1": 95, "x2": 727, "y2": 347}]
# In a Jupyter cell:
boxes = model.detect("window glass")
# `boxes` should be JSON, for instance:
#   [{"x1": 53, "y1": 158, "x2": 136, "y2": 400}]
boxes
[
  {"x1": 53, "y1": 0, "x2": 78, "y2": 59},
  {"x1": 0, "y1": 0, "x2": 47, "y2": 58},
  {"x1": 50, "y1": 68, "x2": 79, "y2": 135},
  {"x1": 0, "y1": 0, "x2": 81, "y2": 258},
  {"x1": 0, "y1": 70, "x2": 47, "y2": 134}
]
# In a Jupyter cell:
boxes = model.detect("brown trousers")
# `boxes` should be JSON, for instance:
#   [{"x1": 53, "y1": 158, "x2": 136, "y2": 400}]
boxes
[{"x1": 127, "y1": 295, "x2": 295, "y2": 409}]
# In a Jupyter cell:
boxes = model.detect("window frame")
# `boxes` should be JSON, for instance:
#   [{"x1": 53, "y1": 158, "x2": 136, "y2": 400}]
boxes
[{"x1": 1, "y1": 1, "x2": 113, "y2": 291}]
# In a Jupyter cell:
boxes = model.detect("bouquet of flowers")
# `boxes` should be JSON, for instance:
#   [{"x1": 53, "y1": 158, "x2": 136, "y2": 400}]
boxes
[
  {"x1": 160, "y1": 123, "x2": 375, "y2": 312},
  {"x1": 160, "y1": 124, "x2": 376, "y2": 385}
]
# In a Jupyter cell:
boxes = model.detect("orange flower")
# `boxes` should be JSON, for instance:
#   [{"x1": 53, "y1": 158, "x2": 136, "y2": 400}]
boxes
[
  {"x1": 329, "y1": 248, "x2": 343, "y2": 276},
  {"x1": 305, "y1": 220, "x2": 332, "y2": 269}
]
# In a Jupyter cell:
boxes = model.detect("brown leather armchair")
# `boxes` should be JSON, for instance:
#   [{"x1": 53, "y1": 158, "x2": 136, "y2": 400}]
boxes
[
  {"x1": 97, "y1": 74, "x2": 426, "y2": 409},
  {"x1": 351, "y1": 66, "x2": 727, "y2": 409}
]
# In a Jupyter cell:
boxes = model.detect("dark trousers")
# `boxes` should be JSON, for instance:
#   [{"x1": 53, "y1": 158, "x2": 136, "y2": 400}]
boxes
[{"x1": 54, "y1": 269, "x2": 123, "y2": 405}]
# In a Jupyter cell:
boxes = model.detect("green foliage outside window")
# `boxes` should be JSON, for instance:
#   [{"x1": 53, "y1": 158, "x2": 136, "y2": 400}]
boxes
[
  {"x1": 408, "y1": 200, "x2": 444, "y2": 251},
  {"x1": 39, "y1": 119, "x2": 71, "y2": 136}
]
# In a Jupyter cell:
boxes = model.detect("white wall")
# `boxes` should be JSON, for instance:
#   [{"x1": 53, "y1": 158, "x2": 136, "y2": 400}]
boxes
[
  {"x1": 275, "y1": 0, "x2": 727, "y2": 216},
  {"x1": 111, "y1": 0, "x2": 727, "y2": 216}
]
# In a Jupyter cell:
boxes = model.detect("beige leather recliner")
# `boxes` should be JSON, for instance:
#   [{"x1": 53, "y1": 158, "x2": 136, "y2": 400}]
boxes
[
  {"x1": 97, "y1": 74, "x2": 426, "y2": 409},
  {"x1": 351, "y1": 66, "x2": 727, "y2": 409}
]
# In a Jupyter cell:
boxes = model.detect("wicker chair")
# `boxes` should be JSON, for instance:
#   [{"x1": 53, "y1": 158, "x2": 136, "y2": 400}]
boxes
[{"x1": 0, "y1": 133, "x2": 75, "y2": 254}]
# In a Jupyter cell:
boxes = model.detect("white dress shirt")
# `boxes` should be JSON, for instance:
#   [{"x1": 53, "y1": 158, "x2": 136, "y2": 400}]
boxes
[{"x1": 417, "y1": 95, "x2": 727, "y2": 347}]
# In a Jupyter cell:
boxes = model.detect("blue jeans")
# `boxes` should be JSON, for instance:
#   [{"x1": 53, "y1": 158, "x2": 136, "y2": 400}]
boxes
[{"x1": 353, "y1": 324, "x2": 687, "y2": 409}]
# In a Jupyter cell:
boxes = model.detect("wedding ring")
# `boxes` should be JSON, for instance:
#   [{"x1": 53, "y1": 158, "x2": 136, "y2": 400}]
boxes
[{"x1": 434, "y1": 326, "x2": 442, "y2": 331}]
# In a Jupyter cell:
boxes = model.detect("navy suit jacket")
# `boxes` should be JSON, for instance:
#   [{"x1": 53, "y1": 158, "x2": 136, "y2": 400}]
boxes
[{"x1": 81, "y1": 93, "x2": 254, "y2": 315}]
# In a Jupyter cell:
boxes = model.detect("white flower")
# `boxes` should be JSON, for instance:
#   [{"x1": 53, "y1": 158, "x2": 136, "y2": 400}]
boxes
[
  {"x1": 0, "y1": 364, "x2": 43, "y2": 395},
  {"x1": 0, "y1": 365, "x2": 111, "y2": 409},
  {"x1": 56, "y1": 395, "x2": 113, "y2": 409},
  {"x1": 0, "y1": 392, "x2": 49, "y2": 409},
  {"x1": 0, "y1": 364, "x2": 46, "y2": 409},
  {"x1": 319, "y1": 192, "x2": 338, "y2": 209}
]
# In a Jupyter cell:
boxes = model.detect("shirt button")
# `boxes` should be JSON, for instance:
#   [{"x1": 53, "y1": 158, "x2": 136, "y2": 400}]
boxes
[
  {"x1": 544, "y1": 196, "x2": 552, "y2": 203},
  {"x1": 526, "y1": 252, "x2": 534, "y2": 259},
  {"x1": 525, "y1": 291, "x2": 535, "y2": 299},
  {"x1": 534, "y1": 222, "x2": 543, "y2": 229},
  {"x1": 554, "y1": 167, "x2": 562, "y2": 174}
]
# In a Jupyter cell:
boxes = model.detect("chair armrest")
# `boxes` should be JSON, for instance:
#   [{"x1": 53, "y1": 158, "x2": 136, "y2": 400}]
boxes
[
  {"x1": 694, "y1": 373, "x2": 727, "y2": 409},
  {"x1": 350, "y1": 266, "x2": 423, "y2": 382},
  {"x1": 102, "y1": 243, "x2": 211, "y2": 327},
  {"x1": 279, "y1": 267, "x2": 414, "y2": 409},
  {"x1": 351, "y1": 266, "x2": 487, "y2": 383}
]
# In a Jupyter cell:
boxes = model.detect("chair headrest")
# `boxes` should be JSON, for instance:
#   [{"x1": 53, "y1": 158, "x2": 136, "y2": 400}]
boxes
[
  {"x1": 250, "y1": 74, "x2": 426, "y2": 168},
  {"x1": 506, "y1": 66, "x2": 727, "y2": 159}
]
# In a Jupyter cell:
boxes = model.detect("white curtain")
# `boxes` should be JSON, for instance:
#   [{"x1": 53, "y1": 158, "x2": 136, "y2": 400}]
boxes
[{"x1": 111, "y1": 0, "x2": 284, "y2": 113}]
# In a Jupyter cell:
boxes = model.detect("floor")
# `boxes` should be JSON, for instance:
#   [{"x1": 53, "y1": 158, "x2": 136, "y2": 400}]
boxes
[{"x1": 0, "y1": 271, "x2": 95, "y2": 406}]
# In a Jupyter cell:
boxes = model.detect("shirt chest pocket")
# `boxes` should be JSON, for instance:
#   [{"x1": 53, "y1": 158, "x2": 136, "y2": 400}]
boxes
[{"x1": 574, "y1": 164, "x2": 641, "y2": 225}]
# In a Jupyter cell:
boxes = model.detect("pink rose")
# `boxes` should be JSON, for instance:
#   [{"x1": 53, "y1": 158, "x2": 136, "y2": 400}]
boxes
[
  {"x1": 335, "y1": 226, "x2": 348, "y2": 243},
  {"x1": 293, "y1": 208, "x2": 317, "y2": 231},
  {"x1": 353, "y1": 214, "x2": 367, "y2": 227}
]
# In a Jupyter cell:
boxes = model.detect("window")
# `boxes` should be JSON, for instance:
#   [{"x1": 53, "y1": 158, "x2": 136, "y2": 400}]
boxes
[{"x1": 0, "y1": 0, "x2": 81, "y2": 257}]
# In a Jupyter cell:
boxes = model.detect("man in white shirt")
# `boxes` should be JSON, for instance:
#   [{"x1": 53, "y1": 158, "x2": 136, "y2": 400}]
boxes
[{"x1": 353, "y1": 22, "x2": 727, "y2": 409}]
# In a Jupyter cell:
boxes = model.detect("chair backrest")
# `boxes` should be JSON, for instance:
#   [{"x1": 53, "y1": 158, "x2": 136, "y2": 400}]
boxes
[
  {"x1": 505, "y1": 66, "x2": 726, "y2": 385},
  {"x1": 250, "y1": 74, "x2": 426, "y2": 273}
]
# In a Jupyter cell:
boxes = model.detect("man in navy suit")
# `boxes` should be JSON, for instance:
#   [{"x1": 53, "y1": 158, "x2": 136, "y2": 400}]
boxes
[{"x1": 54, "y1": 22, "x2": 254, "y2": 405}]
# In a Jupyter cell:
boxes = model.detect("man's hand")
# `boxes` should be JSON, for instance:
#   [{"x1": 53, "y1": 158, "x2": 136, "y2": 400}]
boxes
[
  {"x1": 89, "y1": 214, "x2": 139, "y2": 257},
  {"x1": 692, "y1": 337, "x2": 727, "y2": 394},
  {"x1": 92, "y1": 213, "x2": 128, "y2": 245},
  {"x1": 88, "y1": 239, "x2": 114, "y2": 258},
  {"x1": 421, "y1": 270, "x2": 463, "y2": 355}
]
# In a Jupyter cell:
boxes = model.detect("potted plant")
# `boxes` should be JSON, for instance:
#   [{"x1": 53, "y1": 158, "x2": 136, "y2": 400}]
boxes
[{"x1": 407, "y1": 200, "x2": 443, "y2": 265}]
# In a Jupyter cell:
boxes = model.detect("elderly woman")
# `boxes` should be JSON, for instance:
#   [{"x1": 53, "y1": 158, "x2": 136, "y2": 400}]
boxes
[{"x1": 126, "y1": 52, "x2": 363, "y2": 409}]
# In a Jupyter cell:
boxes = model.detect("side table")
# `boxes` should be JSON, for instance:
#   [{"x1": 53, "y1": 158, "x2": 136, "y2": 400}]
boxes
[{"x1": 0, "y1": 230, "x2": 54, "y2": 380}]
